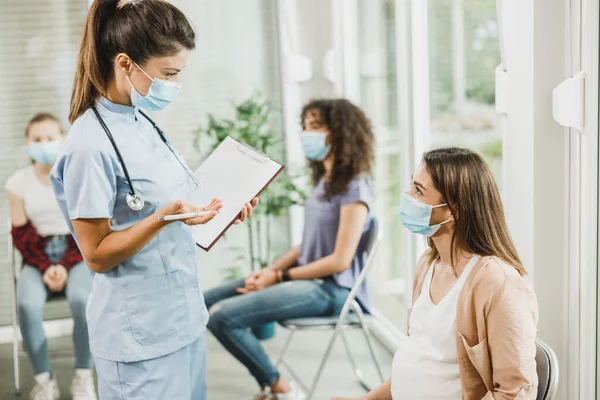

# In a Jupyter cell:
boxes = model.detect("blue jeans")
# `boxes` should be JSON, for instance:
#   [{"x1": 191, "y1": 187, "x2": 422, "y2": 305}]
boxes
[
  {"x1": 204, "y1": 278, "x2": 350, "y2": 387},
  {"x1": 17, "y1": 236, "x2": 93, "y2": 375}
]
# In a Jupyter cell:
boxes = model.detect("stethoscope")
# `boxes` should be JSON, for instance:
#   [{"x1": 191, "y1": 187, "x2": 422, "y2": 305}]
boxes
[{"x1": 91, "y1": 106, "x2": 201, "y2": 211}]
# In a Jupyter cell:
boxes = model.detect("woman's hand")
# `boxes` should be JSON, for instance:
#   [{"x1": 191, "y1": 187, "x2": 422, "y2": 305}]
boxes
[
  {"x1": 236, "y1": 269, "x2": 278, "y2": 294},
  {"x1": 234, "y1": 197, "x2": 259, "y2": 225},
  {"x1": 43, "y1": 265, "x2": 68, "y2": 293},
  {"x1": 158, "y1": 198, "x2": 223, "y2": 226}
]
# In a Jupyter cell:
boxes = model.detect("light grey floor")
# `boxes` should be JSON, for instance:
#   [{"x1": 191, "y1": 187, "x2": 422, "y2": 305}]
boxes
[{"x1": 0, "y1": 326, "x2": 392, "y2": 399}]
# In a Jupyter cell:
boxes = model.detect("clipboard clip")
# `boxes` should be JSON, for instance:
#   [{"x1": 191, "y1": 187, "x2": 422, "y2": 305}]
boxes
[{"x1": 236, "y1": 143, "x2": 270, "y2": 164}]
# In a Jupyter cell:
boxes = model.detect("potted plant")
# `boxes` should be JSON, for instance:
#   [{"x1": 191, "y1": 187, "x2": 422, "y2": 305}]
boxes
[{"x1": 194, "y1": 92, "x2": 307, "y2": 340}]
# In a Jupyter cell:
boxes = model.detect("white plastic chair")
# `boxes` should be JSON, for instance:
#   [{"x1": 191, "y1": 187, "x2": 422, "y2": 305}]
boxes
[{"x1": 276, "y1": 218, "x2": 385, "y2": 399}]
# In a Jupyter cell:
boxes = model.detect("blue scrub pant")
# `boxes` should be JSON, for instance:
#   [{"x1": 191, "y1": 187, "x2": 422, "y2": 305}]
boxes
[{"x1": 94, "y1": 333, "x2": 207, "y2": 400}]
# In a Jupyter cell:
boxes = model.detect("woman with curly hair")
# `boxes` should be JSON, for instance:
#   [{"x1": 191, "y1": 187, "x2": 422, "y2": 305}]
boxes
[{"x1": 204, "y1": 98, "x2": 376, "y2": 400}]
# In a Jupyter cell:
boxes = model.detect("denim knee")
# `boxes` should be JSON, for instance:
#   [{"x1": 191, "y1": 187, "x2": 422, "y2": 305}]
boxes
[
  {"x1": 68, "y1": 295, "x2": 88, "y2": 320},
  {"x1": 206, "y1": 302, "x2": 232, "y2": 332},
  {"x1": 18, "y1": 299, "x2": 43, "y2": 321}
]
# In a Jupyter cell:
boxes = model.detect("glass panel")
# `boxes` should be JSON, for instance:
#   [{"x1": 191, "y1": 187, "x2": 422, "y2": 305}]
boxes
[
  {"x1": 427, "y1": 0, "x2": 502, "y2": 189},
  {"x1": 358, "y1": 0, "x2": 407, "y2": 330}
]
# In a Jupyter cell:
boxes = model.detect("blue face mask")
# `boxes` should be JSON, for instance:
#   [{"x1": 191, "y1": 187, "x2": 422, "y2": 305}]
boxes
[
  {"x1": 300, "y1": 131, "x2": 331, "y2": 161},
  {"x1": 29, "y1": 140, "x2": 61, "y2": 165},
  {"x1": 399, "y1": 192, "x2": 450, "y2": 237},
  {"x1": 127, "y1": 61, "x2": 182, "y2": 111}
]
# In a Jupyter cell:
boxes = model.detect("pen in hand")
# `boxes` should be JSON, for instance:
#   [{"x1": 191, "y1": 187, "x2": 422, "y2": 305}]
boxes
[{"x1": 158, "y1": 211, "x2": 216, "y2": 221}]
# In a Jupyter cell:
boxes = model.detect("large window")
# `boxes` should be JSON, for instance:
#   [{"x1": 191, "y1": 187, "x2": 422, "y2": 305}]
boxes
[
  {"x1": 427, "y1": 0, "x2": 502, "y2": 187},
  {"x1": 357, "y1": 0, "x2": 407, "y2": 329},
  {"x1": 353, "y1": 0, "x2": 501, "y2": 332}
]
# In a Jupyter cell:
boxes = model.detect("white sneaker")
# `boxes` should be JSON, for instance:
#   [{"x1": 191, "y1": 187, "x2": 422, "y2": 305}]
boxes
[
  {"x1": 254, "y1": 387, "x2": 275, "y2": 400},
  {"x1": 30, "y1": 372, "x2": 59, "y2": 400},
  {"x1": 70, "y1": 369, "x2": 97, "y2": 400},
  {"x1": 275, "y1": 382, "x2": 306, "y2": 400}
]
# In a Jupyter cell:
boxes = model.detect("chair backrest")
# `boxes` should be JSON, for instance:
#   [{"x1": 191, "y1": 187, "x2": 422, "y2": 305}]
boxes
[
  {"x1": 535, "y1": 338, "x2": 559, "y2": 400},
  {"x1": 360, "y1": 218, "x2": 379, "y2": 258},
  {"x1": 334, "y1": 218, "x2": 381, "y2": 324}
]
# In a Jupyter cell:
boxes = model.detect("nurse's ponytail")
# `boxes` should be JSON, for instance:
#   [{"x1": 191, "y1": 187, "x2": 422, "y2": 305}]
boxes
[
  {"x1": 70, "y1": 0, "x2": 115, "y2": 124},
  {"x1": 69, "y1": 0, "x2": 195, "y2": 123}
]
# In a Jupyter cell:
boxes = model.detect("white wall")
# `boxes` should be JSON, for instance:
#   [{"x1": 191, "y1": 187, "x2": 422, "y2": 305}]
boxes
[{"x1": 501, "y1": 0, "x2": 568, "y2": 397}]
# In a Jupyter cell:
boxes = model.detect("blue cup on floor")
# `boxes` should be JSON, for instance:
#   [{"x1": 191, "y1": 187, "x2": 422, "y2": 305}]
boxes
[{"x1": 252, "y1": 322, "x2": 276, "y2": 340}]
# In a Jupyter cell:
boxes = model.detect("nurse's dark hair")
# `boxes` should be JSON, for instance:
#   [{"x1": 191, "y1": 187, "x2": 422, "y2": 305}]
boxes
[
  {"x1": 25, "y1": 113, "x2": 63, "y2": 137},
  {"x1": 69, "y1": 0, "x2": 195, "y2": 123},
  {"x1": 422, "y1": 147, "x2": 525, "y2": 276},
  {"x1": 301, "y1": 99, "x2": 375, "y2": 200}
]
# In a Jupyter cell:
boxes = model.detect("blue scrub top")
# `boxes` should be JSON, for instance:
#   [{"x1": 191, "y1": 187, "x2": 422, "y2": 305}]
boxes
[{"x1": 51, "y1": 98, "x2": 208, "y2": 362}]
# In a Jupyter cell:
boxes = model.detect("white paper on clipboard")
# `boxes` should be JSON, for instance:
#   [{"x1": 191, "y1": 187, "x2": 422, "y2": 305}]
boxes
[{"x1": 189, "y1": 136, "x2": 284, "y2": 251}]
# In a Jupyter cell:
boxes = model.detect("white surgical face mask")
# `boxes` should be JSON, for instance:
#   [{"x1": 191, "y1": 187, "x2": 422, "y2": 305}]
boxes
[
  {"x1": 399, "y1": 193, "x2": 451, "y2": 237},
  {"x1": 299, "y1": 131, "x2": 330, "y2": 160},
  {"x1": 126, "y1": 61, "x2": 182, "y2": 111}
]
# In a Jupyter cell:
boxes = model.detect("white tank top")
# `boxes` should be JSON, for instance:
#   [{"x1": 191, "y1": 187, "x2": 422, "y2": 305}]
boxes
[
  {"x1": 391, "y1": 255, "x2": 481, "y2": 400},
  {"x1": 5, "y1": 166, "x2": 70, "y2": 236}
]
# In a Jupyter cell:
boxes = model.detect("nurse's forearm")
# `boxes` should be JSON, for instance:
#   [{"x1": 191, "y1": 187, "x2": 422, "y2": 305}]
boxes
[
  {"x1": 72, "y1": 213, "x2": 168, "y2": 274},
  {"x1": 74, "y1": 200, "x2": 218, "y2": 273}
]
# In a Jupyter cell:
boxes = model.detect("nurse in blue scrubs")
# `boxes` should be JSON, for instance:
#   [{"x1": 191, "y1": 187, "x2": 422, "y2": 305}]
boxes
[{"x1": 50, "y1": 0, "x2": 257, "y2": 399}]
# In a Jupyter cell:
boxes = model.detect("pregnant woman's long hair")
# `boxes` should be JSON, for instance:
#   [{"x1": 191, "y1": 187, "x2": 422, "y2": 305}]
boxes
[{"x1": 423, "y1": 148, "x2": 524, "y2": 275}]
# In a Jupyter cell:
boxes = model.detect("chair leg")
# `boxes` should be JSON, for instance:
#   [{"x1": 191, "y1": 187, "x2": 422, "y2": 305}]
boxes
[
  {"x1": 307, "y1": 329, "x2": 340, "y2": 399},
  {"x1": 340, "y1": 330, "x2": 371, "y2": 392},
  {"x1": 276, "y1": 330, "x2": 311, "y2": 394},
  {"x1": 10, "y1": 285, "x2": 20, "y2": 395},
  {"x1": 276, "y1": 330, "x2": 295, "y2": 367},
  {"x1": 279, "y1": 359, "x2": 310, "y2": 395},
  {"x1": 13, "y1": 328, "x2": 20, "y2": 396},
  {"x1": 356, "y1": 317, "x2": 385, "y2": 384}
]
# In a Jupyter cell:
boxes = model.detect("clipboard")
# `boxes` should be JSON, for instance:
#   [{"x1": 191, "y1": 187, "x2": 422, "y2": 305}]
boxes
[{"x1": 190, "y1": 136, "x2": 284, "y2": 251}]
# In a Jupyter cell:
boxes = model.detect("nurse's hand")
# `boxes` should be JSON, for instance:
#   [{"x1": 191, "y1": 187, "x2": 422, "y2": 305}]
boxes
[
  {"x1": 159, "y1": 198, "x2": 223, "y2": 226},
  {"x1": 234, "y1": 197, "x2": 259, "y2": 225}
]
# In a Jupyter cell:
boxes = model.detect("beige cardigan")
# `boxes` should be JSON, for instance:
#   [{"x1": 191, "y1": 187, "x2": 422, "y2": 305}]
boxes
[{"x1": 408, "y1": 254, "x2": 539, "y2": 399}]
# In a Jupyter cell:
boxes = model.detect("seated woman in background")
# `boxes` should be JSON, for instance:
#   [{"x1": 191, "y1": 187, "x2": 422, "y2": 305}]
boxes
[
  {"x1": 333, "y1": 147, "x2": 538, "y2": 400},
  {"x1": 204, "y1": 98, "x2": 376, "y2": 400},
  {"x1": 6, "y1": 113, "x2": 96, "y2": 400}
]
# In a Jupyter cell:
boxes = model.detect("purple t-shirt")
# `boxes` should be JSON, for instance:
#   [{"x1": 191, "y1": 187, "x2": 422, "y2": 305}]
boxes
[{"x1": 297, "y1": 175, "x2": 374, "y2": 312}]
